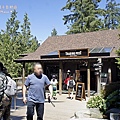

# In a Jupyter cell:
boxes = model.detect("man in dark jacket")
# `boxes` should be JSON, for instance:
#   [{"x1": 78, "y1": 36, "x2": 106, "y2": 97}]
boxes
[{"x1": 0, "y1": 62, "x2": 11, "y2": 120}]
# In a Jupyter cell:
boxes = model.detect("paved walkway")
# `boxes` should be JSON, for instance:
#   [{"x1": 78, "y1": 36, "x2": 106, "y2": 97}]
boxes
[{"x1": 10, "y1": 93, "x2": 88, "y2": 120}]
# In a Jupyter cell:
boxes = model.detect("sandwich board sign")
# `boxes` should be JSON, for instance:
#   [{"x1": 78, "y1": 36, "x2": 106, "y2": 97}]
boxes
[{"x1": 75, "y1": 82, "x2": 86, "y2": 101}]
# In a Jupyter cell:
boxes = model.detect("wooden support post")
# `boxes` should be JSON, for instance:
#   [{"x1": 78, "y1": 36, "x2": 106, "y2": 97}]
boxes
[
  {"x1": 22, "y1": 62, "x2": 25, "y2": 85},
  {"x1": 97, "y1": 58, "x2": 102, "y2": 94},
  {"x1": 59, "y1": 62, "x2": 63, "y2": 95},
  {"x1": 97, "y1": 75, "x2": 100, "y2": 94},
  {"x1": 87, "y1": 61, "x2": 90, "y2": 97},
  {"x1": 108, "y1": 68, "x2": 111, "y2": 83}
]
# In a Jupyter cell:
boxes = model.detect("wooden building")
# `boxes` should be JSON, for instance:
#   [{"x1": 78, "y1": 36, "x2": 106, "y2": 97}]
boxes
[{"x1": 15, "y1": 29, "x2": 120, "y2": 97}]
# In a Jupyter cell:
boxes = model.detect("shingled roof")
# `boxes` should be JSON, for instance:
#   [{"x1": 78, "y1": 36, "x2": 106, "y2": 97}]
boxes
[{"x1": 15, "y1": 29, "x2": 120, "y2": 62}]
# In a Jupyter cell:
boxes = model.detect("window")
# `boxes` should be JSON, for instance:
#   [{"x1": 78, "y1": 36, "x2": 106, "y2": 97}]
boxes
[
  {"x1": 90, "y1": 47, "x2": 103, "y2": 53},
  {"x1": 89, "y1": 47, "x2": 113, "y2": 57},
  {"x1": 100, "y1": 47, "x2": 113, "y2": 53}
]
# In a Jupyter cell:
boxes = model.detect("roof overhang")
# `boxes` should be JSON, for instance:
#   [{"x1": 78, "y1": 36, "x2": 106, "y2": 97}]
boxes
[{"x1": 14, "y1": 56, "x2": 118, "y2": 63}]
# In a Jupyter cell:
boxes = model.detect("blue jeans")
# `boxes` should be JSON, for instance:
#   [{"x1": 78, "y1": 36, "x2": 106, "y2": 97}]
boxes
[{"x1": 27, "y1": 101, "x2": 44, "y2": 120}]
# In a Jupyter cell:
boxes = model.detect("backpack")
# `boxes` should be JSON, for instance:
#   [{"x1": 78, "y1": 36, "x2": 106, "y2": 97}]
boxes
[
  {"x1": 0, "y1": 72, "x2": 8, "y2": 102},
  {"x1": 68, "y1": 80, "x2": 74, "y2": 88},
  {"x1": 5, "y1": 76, "x2": 17, "y2": 96}
]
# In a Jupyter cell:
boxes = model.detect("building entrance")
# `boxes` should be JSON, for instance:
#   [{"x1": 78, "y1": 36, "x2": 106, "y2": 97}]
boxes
[
  {"x1": 45, "y1": 64, "x2": 59, "y2": 80},
  {"x1": 80, "y1": 71, "x2": 87, "y2": 89},
  {"x1": 90, "y1": 71, "x2": 97, "y2": 91},
  {"x1": 80, "y1": 71, "x2": 96, "y2": 91}
]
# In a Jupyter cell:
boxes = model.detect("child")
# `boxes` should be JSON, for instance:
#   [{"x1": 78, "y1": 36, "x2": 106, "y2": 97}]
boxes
[
  {"x1": 51, "y1": 75, "x2": 58, "y2": 100},
  {"x1": 67, "y1": 76, "x2": 75, "y2": 100}
]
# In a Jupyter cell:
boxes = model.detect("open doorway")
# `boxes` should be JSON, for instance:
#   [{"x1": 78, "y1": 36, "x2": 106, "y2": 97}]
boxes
[
  {"x1": 80, "y1": 71, "x2": 87, "y2": 90},
  {"x1": 90, "y1": 71, "x2": 97, "y2": 91},
  {"x1": 79, "y1": 71, "x2": 97, "y2": 91},
  {"x1": 45, "y1": 64, "x2": 59, "y2": 80}
]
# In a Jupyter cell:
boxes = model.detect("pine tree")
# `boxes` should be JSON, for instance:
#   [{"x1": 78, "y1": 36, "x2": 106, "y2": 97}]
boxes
[
  {"x1": 0, "y1": 10, "x2": 22, "y2": 77},
  {"x1": 61, "y1": 0, "x2": 104, "y2": 34},
  {"x1": 0, "y1": 11, "x2": 39, "y2": 77},
  {"x1": 116, "y1": 28, "x2": 120, "y2": 68},
  {"x1": 21, "y1": 13, "x2": 38, "y2": 53},
  {"x1": 104, "y1": 0, "x2": 120, "y2": 29},
  {"x1": 6, "y1": 10, "x2": 20, "y2": 41},
  {"x1": 51, "y1": 28, "x2": 57, "y2": 36},
  {"x1": 20, "y1": 13, "x2": 39, "y2": 76}
]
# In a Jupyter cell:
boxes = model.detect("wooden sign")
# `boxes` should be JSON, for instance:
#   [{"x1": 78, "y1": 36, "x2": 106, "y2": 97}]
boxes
[
  {"x1": 59, "y1": 49, "x2": 89, "y2": 58},
  {"x1": 75, "y1": 82, "x2": 86, "y2": 101},
  {"x1": 93, "y1": 63, "x2": 103, "y2": 67}
]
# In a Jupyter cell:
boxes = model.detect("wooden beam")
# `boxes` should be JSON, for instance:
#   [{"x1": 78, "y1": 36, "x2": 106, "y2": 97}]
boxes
[
  {"x1": 97, "y1": 75, "x2": 100, "y2": 94},
  {"x1": 97, "y1": 58, "x2": 102, "y2": 94},
  {"x1": 108, "y1": 68, "x2": 112, "y2": 83},
  {"x1": 59, "y1": 62, "x2": 63, "y2": 95},
  {"x1": 87, "y1": 61, "x2": 90, "y2": 97}
]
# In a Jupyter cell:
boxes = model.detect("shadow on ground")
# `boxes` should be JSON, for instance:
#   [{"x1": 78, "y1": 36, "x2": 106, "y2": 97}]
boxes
[{"x1": 11, "y1": 116, "x2": 26, "y2": 120}]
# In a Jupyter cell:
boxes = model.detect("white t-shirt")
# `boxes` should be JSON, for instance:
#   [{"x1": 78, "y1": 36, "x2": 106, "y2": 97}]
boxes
[
  {"x1": 67, "y1": 79, "x2": 75, "y2": 87},
  {"x1": 51, "y1": 79, "x2": 58, "y2": 86}
]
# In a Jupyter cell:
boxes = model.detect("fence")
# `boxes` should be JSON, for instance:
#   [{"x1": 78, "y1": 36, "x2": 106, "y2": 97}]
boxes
[{"x1": 12, "y1": 77, "x2": 27, "y2": 110}]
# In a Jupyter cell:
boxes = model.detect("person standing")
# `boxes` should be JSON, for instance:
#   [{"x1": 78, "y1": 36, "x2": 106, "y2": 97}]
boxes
[
  {"x1": 67, "y1": 76, "x2": 75, "y2": 100},
  {"x1": 50, "y1": 75, "x2": 58, "y2": 100},
  {"x1": 23, "y1": 63, "x2": 52, "y2": 120},
  {"x1": 64, "y1": 74, "x2": 70, "y2": 90},
  {"x1": 0, "y1": 62, "x2": 12, "y2": 120},
  {"x1": 3, "y1": 67, "x2": 14, "y2": 120}
]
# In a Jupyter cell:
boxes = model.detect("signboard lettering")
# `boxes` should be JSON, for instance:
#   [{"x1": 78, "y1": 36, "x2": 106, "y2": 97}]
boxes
[
  {"x1": 95, "y1": 67, "x2": 101, "y2": 71},
  {"x1": 59, "y1": 49, "x2": 89, "y2": 58},
  {"x1": 95, "y1": 72, "x2": 100, "y2": 75},
  {"x1": 65, "y1": 51, "x2": 82, "y2": 56},
  {"x1": 93, "y1": 63, "x2": 103, "y2": 67}
]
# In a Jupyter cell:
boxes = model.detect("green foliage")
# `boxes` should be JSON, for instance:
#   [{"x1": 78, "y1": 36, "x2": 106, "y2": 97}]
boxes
[
  {"x1": 51, "y1": 28, "x2": 57, "y2": 36},
  {"x1": 87, "y1": 95, "x2": 106, "y2": 113},
  {"x1": 0, "y1": 10, "x2": 39, "y2": 77},
  {"x1": 62, "y1": 0, "x2": 120, "y2": 34},
  {"x1": 103, "y1": 81, "x2": 120, "y2": 98},
  {"x1": 61, "y1": 0, "x2": 104, "y2": 34},
  {"x1": 116, "y1": 57, "x2": 120, "y2": 67},
  {"x1": 87, "y1": 89, "x2": 120, "y2": 114},
  {"x1": 20, "y1": 13, "x2": 39, "y2": 53},
  {"x1": 105, "y1": 89, "x2": 120, "y2": 110},
  {"x1": 20, "y1": 13, "x2": 39, "y2": 76},
  {"x1": 116, "y1": 28, "x2": 120, "y2": 68},
  {"x1": 104, "y1": 0, "x2": 120, "y2": 29}
]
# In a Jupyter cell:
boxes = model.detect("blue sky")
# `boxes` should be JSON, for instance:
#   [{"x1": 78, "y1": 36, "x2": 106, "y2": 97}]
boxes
[{"x1": 0, "y1": 0, "x2": 119, "y2": 43}]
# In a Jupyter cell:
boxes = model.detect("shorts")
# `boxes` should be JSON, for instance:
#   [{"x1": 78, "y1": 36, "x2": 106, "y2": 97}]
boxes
[{"x1": 68, "y1": 88, "x2": 74, "y2": 93}]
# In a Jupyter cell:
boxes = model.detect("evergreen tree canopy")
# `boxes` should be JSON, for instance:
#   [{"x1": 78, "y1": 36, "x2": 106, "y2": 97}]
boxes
[
  {"x1": 61, "y1": 0, "x2": 104, "y2": 34},
  {"x1": 104, "y1": 0, "x2": 120, "y2": 29},
  {"x1": 51, "y1": 28, "x2": 57, "y2": 36},
  {"x1": 62, "y1": 0, "x2": 120, "y2": 34},
  {"x1": 116, "y1": 29, "x2": 120, "y2": 69},
  {"x1": 0, "y1": 10, "x2": 39, "y2": 77}
]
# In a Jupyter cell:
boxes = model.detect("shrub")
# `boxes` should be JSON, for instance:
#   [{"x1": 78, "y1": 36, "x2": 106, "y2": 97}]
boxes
[
  {"x1": 87, "y1": 95, "x2": 106, "y2": 113},
  {"x1": 105, "y1": 89, "x2": 120, "y2": 110},
  {"x1": 87, "y1": 89, "x2": 120, "y2": 115},
  {"x1": 104, "y1": 82, "x2": 120, "y2": 98}
]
